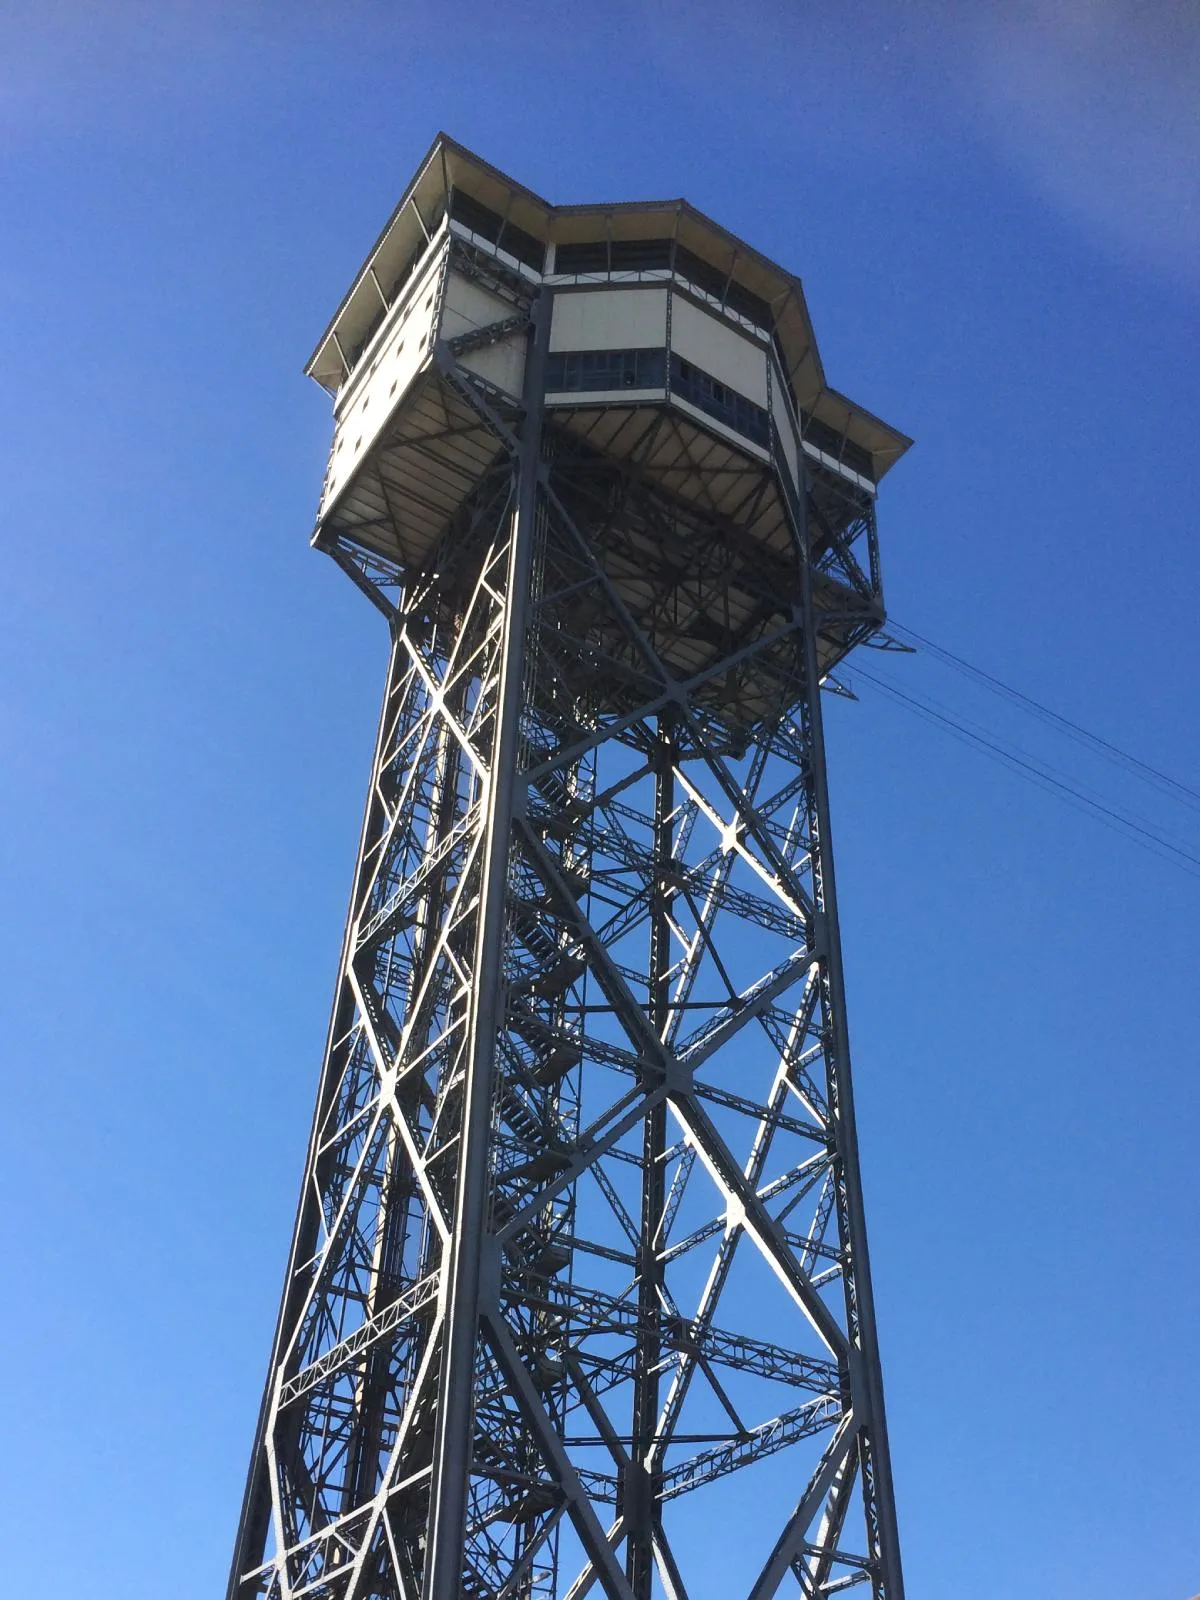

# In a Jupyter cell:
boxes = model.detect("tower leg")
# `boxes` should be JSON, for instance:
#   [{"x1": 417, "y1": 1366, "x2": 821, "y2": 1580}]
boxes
[
  {"x1": 229, "y1": 335, "x2": 905, "y2": 1600},
  {"x1": 794, "y1": 492, "x2": 905, "y2": 1598},
  {"x1": 424, "y1": 287, "x2": 554, "y2": 1600}
]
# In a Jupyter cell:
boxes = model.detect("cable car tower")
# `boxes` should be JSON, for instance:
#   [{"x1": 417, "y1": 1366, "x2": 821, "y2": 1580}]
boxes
[{"x1": 228, "y1": 136, "x2": 912, "y2": 1600}]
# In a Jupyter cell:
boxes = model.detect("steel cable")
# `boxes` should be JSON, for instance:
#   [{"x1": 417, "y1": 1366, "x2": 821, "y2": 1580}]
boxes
[{"x1": 852, "y1": 663, "x2": 1200, "y2": 881}]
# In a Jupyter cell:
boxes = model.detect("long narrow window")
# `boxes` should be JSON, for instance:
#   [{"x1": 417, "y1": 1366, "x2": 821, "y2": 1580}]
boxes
[
  {"x1": 673, "y1": 246, "x2": 772, "y2": 330},
  {"x1": 555, "y1": 239, "x2": 673, "y2": 275},
  {"x1": 552, "y1": 237, "x2": 772, "y2": 330},
  {"x1": 673, "y1": 244, "x2": 728, "y2": 303},
  {"x1": 554, "y1": 241, "x2": 609, "y2": 274},
  {"x1": 546, "y1": 348, "x2": 668, "y2": 392},
  {"x1": 611, "y1": 239, "x2": 672, "y2": 272},
  {"x1": 449, "y1": 190, "x2": 545, "y2": 273},
  {"x1": 670, "y1": 354, "x2": 770, "y2": 448},
  {"x1": 546, "y1": 346, "x2": 774, "y2": 453},
  {"x1": 800, "y1": 412, "x2": 875, "y2": 481}
]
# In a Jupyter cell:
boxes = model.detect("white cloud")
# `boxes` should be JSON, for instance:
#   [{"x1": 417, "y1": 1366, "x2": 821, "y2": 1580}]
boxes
[
  {"x1": 636, "y1": 0, "x2": 1200, "y2": 289},
  {"x1": 944, "y1": 0, "x2": 1200, "y2": 286}
]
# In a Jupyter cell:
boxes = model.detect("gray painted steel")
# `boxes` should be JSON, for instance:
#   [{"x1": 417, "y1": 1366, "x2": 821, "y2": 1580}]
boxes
[{"x1": 229, "y1": 214, "x2": 906, "y2": 1600}]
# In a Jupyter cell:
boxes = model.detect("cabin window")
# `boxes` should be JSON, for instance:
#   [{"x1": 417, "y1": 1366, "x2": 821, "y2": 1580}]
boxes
[
  {"x1": 800, "y1": 412, "x2": 876, "y2": 481},
  {"x1": 555, "y1": 241, "x2": 610, "y2": 274},
  {"x1": 449, "y1": 189, "x2": 546, "y2": 272},
  {"x1": 669, "y1": 353, "x2": 770, "y2": 448},
  {"x1": 546, "y1": 347, "x2": 668, "y2": 392}
]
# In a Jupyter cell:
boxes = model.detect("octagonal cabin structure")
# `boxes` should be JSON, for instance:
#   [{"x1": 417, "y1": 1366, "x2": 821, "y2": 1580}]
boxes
[{"x1": 306, "y1": 135, "x2": 910, "y2": 729}]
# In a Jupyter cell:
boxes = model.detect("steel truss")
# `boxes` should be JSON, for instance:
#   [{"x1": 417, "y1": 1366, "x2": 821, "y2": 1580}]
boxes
[{"x1": 229, "y1": 288, "x2": 905, "y2": 1600}]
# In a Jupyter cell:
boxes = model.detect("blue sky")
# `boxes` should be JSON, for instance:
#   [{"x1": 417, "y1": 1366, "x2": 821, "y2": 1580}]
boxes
[{"x1": 1, "y1": 3, "x2": 1197, "y2": 1596}]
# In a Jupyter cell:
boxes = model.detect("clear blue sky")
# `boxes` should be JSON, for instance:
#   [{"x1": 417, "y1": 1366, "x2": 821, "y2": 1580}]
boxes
[{"x1": 2, "y1": 4, "x2": 1197, "y2": 1596}]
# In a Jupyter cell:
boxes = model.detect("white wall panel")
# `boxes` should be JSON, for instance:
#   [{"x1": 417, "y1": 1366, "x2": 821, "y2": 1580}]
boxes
[
  {"x1": 550, "y1": 287, "x2": 669, "y2": 352},
  {"x1": 670, "y1": 293, "x2": 769, "y2": 405},
  {"x1": 444, "y1": 267, "x2": 527, "y2": 398},
  {"x1": 319, "y1": 248, "x2": 445, "y2": 518},
  {"x1": 460, "y1": 339, "x2": 525, "y2": 398},
  {"x1": 441, "y1": 271, "x2": 518, "y2": 345}
]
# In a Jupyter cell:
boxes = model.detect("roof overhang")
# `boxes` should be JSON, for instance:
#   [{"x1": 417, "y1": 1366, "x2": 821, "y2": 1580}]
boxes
[{"x1": 306, "y1": 134, "x2": 912, "y2": 481}]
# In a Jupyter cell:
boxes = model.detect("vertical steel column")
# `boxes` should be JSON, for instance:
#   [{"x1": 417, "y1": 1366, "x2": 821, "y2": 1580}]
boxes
[
  {"x1": 797, "y1": 471, "x2": 905, "y2": 1600},
  {"x1": 423, "y1": 290, "x2": 553, "y2": 1600},
  {"x1": 626, "y1": 717, "x2": 674, "y2": 1596}
]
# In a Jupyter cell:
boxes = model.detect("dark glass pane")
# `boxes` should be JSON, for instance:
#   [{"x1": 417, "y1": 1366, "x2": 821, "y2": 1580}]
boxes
[
  {"x1": 545, "y1": 347, "x2": 668, "y2": 393},
  {"x1": 725, "y1": 279, "x2": 773, "y2": 328},
  {"x1": 450, "y1": 190, "x2": 546, "y2": 271},
  {"x1": 669, "y1": 352, "x2": 770, "y2": 448},
  {"x1": 674, "y1": 245, "x2": 730, "y2": 303},
  {"x1": 556, "y1": 241, "x2": 610, "y2": 274},
  {"x1": 499, "y1": 219, "x2": 546, "y2": 272},
  {"x1": 450, "y1": 189, "x2": 503, "y2": 245},
  {"x1": 609, "y1": 238, "x2": 672, "y2": 272},
  {"x1": 800, "y1": 413, "x2": 875, "y2": 480}
]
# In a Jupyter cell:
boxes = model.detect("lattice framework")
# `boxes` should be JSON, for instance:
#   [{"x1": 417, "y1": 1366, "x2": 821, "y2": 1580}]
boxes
[{"x1": 229, "y1": 289, "x2": 905, "y2": 1600}]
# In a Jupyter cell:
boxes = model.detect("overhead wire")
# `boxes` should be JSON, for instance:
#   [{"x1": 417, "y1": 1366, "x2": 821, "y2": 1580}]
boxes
[
  {"x1": 885, "y1": 620, "x2": 1200, "y2": 816},
  {"x1": 848, "y1": 633, "x2": 1200, "y2": 881},
  {"x1": 857, "y1": 663, "x2": 1197, "y2": 845}
]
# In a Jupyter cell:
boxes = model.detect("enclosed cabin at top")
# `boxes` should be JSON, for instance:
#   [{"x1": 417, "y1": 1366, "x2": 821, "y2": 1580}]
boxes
[{"x1": 306, "y1": 135, "x2": 911, "y2": 721}]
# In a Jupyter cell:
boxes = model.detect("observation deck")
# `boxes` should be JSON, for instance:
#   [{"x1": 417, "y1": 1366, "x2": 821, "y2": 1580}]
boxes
[{"x1": 307, "y1": 135, "x2": 910, "y2": 709}]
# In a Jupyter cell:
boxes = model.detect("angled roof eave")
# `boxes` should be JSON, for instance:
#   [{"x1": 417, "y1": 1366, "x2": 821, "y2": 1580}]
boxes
[
  {"x1": 303, "y1": 135, "x2": 910, "y2": 483},
  {"x1": 810, "y1": 384, "x2": 913, "y2": 481},
  {"x1": 305, "y1": 134, "x2": 558, "y2": 391}
]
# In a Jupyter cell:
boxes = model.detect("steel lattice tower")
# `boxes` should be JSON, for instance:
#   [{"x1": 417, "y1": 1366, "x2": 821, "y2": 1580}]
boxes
[{"x1": 228, "y1": 136, "x2": 912, "y2": 1600}]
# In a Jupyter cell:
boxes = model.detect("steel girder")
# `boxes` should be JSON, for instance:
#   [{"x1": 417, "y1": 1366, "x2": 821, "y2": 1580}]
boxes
[{"x1": 228, "y1": 295, "x2": 904, "y2": 1600}]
